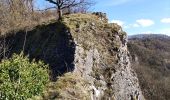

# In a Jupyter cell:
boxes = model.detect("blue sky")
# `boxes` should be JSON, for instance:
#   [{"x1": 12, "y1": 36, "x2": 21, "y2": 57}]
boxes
[{"x1": 36, "y1": 0, "x2": 170, "y2": 35}]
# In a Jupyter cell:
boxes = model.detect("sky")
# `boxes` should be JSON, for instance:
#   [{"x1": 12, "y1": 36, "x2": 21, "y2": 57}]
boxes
[{"x1": 36, "y1": 0, "x2": 170, "y2": 36}]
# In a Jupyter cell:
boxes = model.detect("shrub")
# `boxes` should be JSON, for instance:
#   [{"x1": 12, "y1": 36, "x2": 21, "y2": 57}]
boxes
[{"x1": 0, "y1": 53, "x2": 49, "y2": 100}]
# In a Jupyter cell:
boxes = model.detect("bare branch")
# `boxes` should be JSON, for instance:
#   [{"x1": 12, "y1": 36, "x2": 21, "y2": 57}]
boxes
[
  {"x1": 45, "y1": 0, "x2": 58, "y2": 5},
  {"x1": 36, "y1": 7, "x2": 57, "y2": 11},
  {"x1": 45, "y1": 0, "x2": 94, "y2": 20}
]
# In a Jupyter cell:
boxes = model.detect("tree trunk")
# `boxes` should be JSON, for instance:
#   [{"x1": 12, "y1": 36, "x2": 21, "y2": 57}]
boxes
[
  {"x1": 58, "y1": 8, "x2": 62, "y2": 20},
  {"x1": 56, "y1": 0, "x2": 62, "y2": 20},
  {"x1": 31, "y1": 1, "x2": 34, "y2": 13}
]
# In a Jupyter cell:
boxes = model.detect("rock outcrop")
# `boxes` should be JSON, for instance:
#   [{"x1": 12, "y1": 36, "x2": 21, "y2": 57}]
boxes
[
  {"x1": 62, "y1": 14, "x2": 144, "y2": 100},
  {"x1": 0, "y1": 13, "x2": 144, "y2": 100}
]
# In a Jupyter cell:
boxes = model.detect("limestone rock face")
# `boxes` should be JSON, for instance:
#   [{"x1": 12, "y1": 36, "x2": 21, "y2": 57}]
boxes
[
  {"x1": 72, "y1": 36, "x2": 144, "y2": 100},
  {"x1": 63, "y1": 14, "x2": 145, "y2": 100}
]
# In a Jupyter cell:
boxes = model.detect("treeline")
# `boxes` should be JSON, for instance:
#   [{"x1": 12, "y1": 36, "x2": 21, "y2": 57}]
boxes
[
  {"x1": 0, "y1": 0, "x2": 93, "y2": 35},
  {"x1": 128, "y1": 36, "x2": 170, "y2": 100}
]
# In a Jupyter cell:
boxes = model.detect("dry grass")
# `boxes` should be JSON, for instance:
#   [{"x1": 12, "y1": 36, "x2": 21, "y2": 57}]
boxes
[
  {"x1": 62, "y1": 13, "x2": 126, "y2": 52},
  {"x1": 0, "y1": 0, "x2": 56, "y2": 36},
  {"x1": 42, "y1": 72, "x2": 91, "y2": 100}
]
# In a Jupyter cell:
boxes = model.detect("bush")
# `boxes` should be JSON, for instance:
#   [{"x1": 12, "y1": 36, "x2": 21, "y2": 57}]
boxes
[{"x1": 0, "y1": 53, "x2": 49, "y2": 100}]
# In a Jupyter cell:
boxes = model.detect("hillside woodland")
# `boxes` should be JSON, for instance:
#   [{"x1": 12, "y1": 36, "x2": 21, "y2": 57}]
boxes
[{"x1": 128, "y1": 34, "x2": 170, "y2": 100}]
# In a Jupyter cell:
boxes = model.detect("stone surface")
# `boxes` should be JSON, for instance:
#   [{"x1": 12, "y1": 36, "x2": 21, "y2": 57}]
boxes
[{"x1": 63, "y1": 14, "x2": 145, "y2": 100}]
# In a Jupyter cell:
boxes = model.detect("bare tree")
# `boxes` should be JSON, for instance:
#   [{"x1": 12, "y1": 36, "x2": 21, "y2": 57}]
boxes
[
  {"x1": 0, "y1": 0, "x2": 35, "y2": 33},
  {"x1": 45, "y1": 0, "x2": 93, "y2": 20},
  {"x1": 24, "y1": 0, "x2": 34, "y2": 13},
  {"x1": 29, "y1": 0, "x2": 34, "y2": 12},
  {"x1": 72, "y1": 4, "x2": 89, "y2": 13}
]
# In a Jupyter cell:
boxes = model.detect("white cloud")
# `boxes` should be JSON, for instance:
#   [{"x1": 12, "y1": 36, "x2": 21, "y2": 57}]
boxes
[
  {"x1": 110, "y1": 18, "x2": 155, "y2": 29},
  {"x1": 136, "y1": 19, "x2": 154, "y2": 27},
  {"x1": 123, "y1": 23, "x2": 140, "y2": 29},
  {"x1": 124, "y1": 25, "x2": 130, "y2": 29},
  {"x1": 124, "y1": 19, "x2": 154, "y2": 29},
  {"x1": 141, "y1": 31, "x2": 152, "y2": 34},
  {"x1": 110, "y1": 20, "x2": 124, "y2": 26},
  {"x1": 161, "y1": 18, "x2": 170, "y2": 23},
  {"x1": 132, "y1": 23, "x2": 140, "y2": 27}
]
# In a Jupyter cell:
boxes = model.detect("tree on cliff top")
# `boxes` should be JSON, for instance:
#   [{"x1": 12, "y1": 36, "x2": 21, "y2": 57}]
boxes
[{"x1": 45, "y1": 0, "x2": 93, "y2": 20}]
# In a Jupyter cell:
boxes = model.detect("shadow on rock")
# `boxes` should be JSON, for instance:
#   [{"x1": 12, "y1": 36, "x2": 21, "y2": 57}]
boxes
[{"x1": 0, "y1": 21, "x2": 76, "y2": 81}]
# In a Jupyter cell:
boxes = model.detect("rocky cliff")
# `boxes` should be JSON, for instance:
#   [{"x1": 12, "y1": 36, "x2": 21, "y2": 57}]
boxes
[{"x1": 0, "y1": 13, "x2": 144, "y2": 100}]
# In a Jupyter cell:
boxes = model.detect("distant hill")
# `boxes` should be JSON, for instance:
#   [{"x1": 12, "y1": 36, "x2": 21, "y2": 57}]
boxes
[
  {"x1": 129, "y1": 34, "x2": 170, "y2": 40},
  {"x1": 128, "y1": 34, "x2": 170, "y2": 100}
]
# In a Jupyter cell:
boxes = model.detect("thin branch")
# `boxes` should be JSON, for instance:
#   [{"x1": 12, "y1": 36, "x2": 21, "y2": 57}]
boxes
[
  {"x1": 23, "y1": 29, "x2": 28, "y2": 52},
  {"x1": 45, "y1": 0, "x2": 57, "y2": 5},
  {"x1": 61, "y1": 0, "x2": 90, "y2": 9},
  {"x1": 36, "y1": 7, "x2": 57, "y2": 11}
]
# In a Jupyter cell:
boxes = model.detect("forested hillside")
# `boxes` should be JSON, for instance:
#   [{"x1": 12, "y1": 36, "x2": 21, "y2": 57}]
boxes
[{"x1": 128, "y1": 34, "x2": 170, "y2": 100}]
